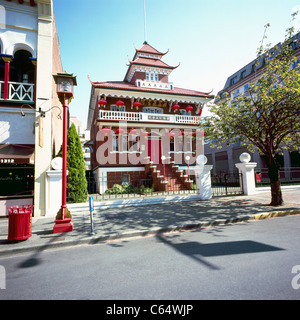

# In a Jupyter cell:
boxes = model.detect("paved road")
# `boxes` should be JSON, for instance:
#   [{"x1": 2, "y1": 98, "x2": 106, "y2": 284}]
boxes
[{"x1": 0, "y1": 214, "x2": 300, "y2": 300}]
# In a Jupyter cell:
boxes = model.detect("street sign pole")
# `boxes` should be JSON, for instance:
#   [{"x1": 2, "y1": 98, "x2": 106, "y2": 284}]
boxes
[{"x1": 89, "y1": 196, "x2": 95, "y2": 236}]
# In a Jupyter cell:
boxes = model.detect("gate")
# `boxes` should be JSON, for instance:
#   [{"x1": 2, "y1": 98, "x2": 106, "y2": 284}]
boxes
[{"x1": 211, "y1": 172, "x2": 243, "y2": 196}]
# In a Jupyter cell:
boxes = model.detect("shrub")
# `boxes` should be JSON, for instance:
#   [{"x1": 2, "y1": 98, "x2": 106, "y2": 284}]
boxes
[
  {"x1": 104, "y1": 183, "x2": 154, "y2": 194},
  {"x1": 105, "y1": 183, "x2": 139, "y2": 194}
]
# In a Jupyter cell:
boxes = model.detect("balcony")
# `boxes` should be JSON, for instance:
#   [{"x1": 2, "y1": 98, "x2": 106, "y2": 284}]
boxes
[
  {"x1": 0, "y1": 81, "x2": 35, "y2": 102},
  {"x1": 98, "y1": 110, "x2": 201, "y2": 125}
]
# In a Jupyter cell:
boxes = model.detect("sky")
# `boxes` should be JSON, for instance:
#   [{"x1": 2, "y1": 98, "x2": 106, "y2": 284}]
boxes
[{"x1": 53, "y1": 0, "x2": 300, "y2": 129}]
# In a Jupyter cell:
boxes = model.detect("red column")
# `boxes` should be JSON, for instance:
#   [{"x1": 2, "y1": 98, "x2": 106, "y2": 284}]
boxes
[
  {"x1": 61, "y1": 97, "x2": 69, "y2": 219},
  {"x1": 2, "y1": 56, "x2": 12, "y2": 100},
  {"x1": 53, "y1": 94, "x2": 73, "y2": 234}
]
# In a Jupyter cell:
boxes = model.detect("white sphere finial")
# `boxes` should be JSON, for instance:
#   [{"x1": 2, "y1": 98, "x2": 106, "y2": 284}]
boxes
[
  {"x1": 196, "y1": 155, "x2": 207, "y2": 165},
  {"x1": 51, "y1": 157, "x2": 63, "y2": 170},
  {"x1": 239, "y1": 152, "x2": 251, "y2": 163}
]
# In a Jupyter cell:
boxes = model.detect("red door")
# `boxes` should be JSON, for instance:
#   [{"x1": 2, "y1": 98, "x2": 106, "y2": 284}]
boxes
[{"x1": 148, "y1": 137, "x2": 161, "y2": 164}]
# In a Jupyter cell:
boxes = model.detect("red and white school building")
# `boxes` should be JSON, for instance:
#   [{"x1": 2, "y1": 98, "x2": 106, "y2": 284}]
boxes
[{"x1": 87, "y1": 42, "x2": 212, "y2": 194}]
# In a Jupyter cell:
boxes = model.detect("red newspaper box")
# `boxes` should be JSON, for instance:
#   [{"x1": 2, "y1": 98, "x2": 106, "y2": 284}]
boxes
[{"x1": 7, "y1": 205, "x2": 33, "y2": 241}]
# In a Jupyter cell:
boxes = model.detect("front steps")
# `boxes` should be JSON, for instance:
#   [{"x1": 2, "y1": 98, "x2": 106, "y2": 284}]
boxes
[{"x1": 146, "y1": 160, "x2": 193, "y2": 192}]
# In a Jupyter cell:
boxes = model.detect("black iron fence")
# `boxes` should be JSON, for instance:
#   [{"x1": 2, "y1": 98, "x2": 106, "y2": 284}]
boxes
[
  {"x1": 211, "y1": 172, "x2": 243, "y2": 196},
  {"x1": 255, "y1": 167, "x2": 300, "y2": 187},
  {"x1": 67, "y1": 170, "x2": 244, "y2": 202}
]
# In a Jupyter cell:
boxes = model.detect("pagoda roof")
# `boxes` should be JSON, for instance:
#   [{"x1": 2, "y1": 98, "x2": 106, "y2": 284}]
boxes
[
  {"x1": 125, "y1": 42, "x2": 178, "y2": 82},
  {"x1": 127, "y1": 56, "x2": 179, "y2": 70},
  {"x1": 90, "y1": 80, "x2": 212, "y2": 98},
  {"x1": 135, "y1": 42, "x2": 168, "y2": 57}
]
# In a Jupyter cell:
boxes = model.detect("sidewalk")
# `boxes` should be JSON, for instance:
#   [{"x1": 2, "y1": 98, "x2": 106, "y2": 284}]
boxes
[{"x1": 0, "y1": 187, "x2": 299, "y2": 257}]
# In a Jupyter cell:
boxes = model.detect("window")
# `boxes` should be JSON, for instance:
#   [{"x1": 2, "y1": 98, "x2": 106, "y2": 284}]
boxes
[
  {"x1": 170, "y1": 139, "x2": 174, "y2": 152},
  {"x1": 244, "y1": 84, "x2": 249, "y2": 92},
  {"x1": 179, "y1": 109, "x2": 191, "y2": 115},
  {"x1": 185, "y1": 137, "x2": 192, "y2": 152},
  {"x1": 111, "y1": 105, "x2": 125, "y2": 112},
  {"x1": 112, "y1": 136, "x2": 119, "y2": 152},
  {"x1": 240, "y1": 70, "x2": 246, "y2": 79},
  {"x1": 179, "y1": 109, "x2": 187, "y2": 115},
  {"x1": 122, "y1": 134, "x2": 128, "y2": 152},
  {"x1": 122, "y1": 174, "x2": 130, "y2": 185},
  {"x1": 112, "y1": 134, "x2": 129, "y2": 152},
  {"x1": 130, "y1": 135, "x2": 139, "y2": 152},
  {"x1": 146, "y1": 72, "x2": 158, "y2": 81},
  {"x1": 232, "y1": 89, "x2": 240, "y2": 98},
  {"x1": 230, "y1": 76, "x2": 237, "y2": 86}
]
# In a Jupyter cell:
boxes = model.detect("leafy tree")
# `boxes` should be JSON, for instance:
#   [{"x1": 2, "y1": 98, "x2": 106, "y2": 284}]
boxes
[
  {"x1": 57, "y1": 123, "x2": 88, "y2": 203},
  {"x1": 202, "y1": 20, "x2": 300, "y2": 206}
]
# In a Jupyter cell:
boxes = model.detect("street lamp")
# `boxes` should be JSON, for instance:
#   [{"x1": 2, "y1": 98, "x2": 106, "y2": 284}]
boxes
[{"x1": 53, "y1": 72, "x2": 77, "y2": 234}]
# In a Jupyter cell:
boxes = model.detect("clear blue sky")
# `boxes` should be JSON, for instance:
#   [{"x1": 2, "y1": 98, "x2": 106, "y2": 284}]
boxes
[{"x1": 53, "y1": 0, "x2": 300, "y2": 129}]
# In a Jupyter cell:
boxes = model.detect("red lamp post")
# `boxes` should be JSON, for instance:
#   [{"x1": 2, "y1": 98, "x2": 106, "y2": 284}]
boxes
[{"x1": 53, "y1": 72, "x2": 77, "y2": 234}]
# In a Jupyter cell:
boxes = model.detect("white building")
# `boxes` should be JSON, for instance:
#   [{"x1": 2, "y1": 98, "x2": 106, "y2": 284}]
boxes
[{"x1": 0, "y1": 0, "x2": 63, "y2": 217}]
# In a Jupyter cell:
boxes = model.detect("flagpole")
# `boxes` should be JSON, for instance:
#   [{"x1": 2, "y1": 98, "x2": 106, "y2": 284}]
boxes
[{"x1": 144, "y1": 0, "x2": 147, "y2": 43}]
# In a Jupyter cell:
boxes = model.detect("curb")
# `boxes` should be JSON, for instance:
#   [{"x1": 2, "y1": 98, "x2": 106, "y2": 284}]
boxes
[{"x1": 0, "y1": 209, "x2": 299, "y2": 258}]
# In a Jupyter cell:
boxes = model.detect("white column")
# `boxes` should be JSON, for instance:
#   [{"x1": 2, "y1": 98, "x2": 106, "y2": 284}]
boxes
[
  {"x1": 193, "y1": 155, "x2": 213, "y2": 200},
  {"x1": 195, "y1": 165, "x2": 214, "y2": 200},
  {"x1": 235, "y1": 153, "x2": 257, "y2": 195},
  {"x1": 45, "y1": 169, "x2": 63, "y2": 217}
]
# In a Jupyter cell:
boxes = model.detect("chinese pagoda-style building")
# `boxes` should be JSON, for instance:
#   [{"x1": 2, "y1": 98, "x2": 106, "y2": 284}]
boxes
[{"x1": 87, "y1": 42, "x2": 212, "y2": 194}]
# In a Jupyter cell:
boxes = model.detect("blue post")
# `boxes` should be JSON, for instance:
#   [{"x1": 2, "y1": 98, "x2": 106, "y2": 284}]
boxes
[{"x1": 89, "y1": 196, "x2": 95, "y2": 235}]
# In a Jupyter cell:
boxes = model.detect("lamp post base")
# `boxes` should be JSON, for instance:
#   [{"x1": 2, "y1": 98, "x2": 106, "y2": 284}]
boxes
[{"x1": 53, "y1": 218, "x2": 73, "y2": 234}]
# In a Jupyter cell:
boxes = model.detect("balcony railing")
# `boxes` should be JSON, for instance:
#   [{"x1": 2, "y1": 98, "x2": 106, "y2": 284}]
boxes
[
  {"x1": 98, "y1": 110, "x2": 201, "y2": 124},
  {"x1": 0, "y1": 81, "x2": 35, "y2": 102}
]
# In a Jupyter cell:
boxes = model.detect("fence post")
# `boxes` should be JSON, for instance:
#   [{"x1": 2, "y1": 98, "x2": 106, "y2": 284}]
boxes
[
  {"x1": 192, "y1": 155, "x2": 213, "y2": 200},
  {"x1": 235, "y1": 153, "x2": 257, "y2": 195}
]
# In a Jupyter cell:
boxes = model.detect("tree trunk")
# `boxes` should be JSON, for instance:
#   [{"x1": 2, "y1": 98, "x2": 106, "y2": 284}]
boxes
[{"x1": 268, "y1": 161, "x2": 283, "y2": 206}]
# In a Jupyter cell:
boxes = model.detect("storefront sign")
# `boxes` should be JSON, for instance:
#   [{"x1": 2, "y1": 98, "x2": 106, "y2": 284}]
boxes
[{"x1": 147, "y1": 115, "x2": 170, "y2": 121}]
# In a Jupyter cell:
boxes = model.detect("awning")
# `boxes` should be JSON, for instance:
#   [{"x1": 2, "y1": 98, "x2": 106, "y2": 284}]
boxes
[{"x1": 0, "y1": 144, "x2": 35, "y2": 164}]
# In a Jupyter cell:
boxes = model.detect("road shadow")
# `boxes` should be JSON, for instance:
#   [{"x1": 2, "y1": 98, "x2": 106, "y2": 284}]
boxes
[
  {"x1": 16, "y1": 233, "x2": 69, "y2": 269},
  {"x1": 155, "y1": 234, "x2": 284, "y2": 270}
]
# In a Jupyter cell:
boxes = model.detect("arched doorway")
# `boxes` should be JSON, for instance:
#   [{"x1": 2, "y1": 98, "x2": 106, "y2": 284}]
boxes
[{"x1": 10, "y1": 50, "x2": 34, "y2": 83}]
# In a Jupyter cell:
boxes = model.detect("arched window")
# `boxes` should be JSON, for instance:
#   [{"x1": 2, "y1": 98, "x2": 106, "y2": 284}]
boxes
[{"x1": 10, "y1": 50, "x2": 34, "y2": 83}]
